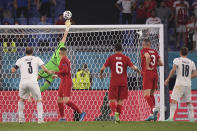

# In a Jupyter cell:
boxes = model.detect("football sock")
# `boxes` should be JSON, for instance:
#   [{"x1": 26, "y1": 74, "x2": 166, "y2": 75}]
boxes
[
  {"x1": 187, "y1": 104, "x2": 194, "y2": 120},
  {"x1": 18, "y1": 101, "x2": 24, "y2": 120},
  {"x1": 169, "y1": 104, "x2": 177, "y2": 119},
  {"x1": 109, "y1": 102, "x2": 117, "y2": 113},
  {"x1": 40, "y1": 82, "x2": 50, "y2": 92},
  {"x1": 58, "y1": 102, "x2": 64, "y2": 118},
  {"x1": 117, "y1": 104, "x2": 122, "y2": 114},
  {"x1": 37, "y1": 102, "x2": 43, "y2": 120},
  {"x1": 66, "y1": 101, "x2": 82, "y2": 114},
  {"x1": 144, "y1": 95, "x2": 154, "y2": 113},
  {"x1": 150, "y1": 95, "x2": 155, "y2": 107}
]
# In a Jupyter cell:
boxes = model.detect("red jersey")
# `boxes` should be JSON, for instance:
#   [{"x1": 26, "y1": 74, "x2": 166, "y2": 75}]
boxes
[
  {"x1": 104, "y1": 53, "x2": 134, "y2": 86},
  {"x1": 141, "y1": 48, "x2": 160, "y2": 74},
  {"x1": 55, "y1": 56, "x2": 72, "y2": 80}
]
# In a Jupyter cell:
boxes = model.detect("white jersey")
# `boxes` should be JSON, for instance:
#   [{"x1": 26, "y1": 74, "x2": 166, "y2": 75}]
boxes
[
  {"x1": 173, "y1": 0, "x2": 189, "y2": 24},
  {"x1": 15, "y1": 56, "x2": 44, "y2": 83},
  {"x1": 117, "y1": 0, "x2": 136, "y2": 14},
  {"x1": 173, "y1": 57, "x2": 196, "y2": 86},
  {"x1": 146, "y1": 17, "x2": 161, "y2": 34}
]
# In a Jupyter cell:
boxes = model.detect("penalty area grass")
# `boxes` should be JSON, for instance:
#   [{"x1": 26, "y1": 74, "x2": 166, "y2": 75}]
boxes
[{"x1": 0, "y1": 121, "x2": 196, "y2": 131}]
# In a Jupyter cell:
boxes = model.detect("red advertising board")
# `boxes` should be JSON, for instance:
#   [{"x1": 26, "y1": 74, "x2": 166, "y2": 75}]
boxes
[{"x1": 0, "y1": 90, "x2": 196, "y2": 122}]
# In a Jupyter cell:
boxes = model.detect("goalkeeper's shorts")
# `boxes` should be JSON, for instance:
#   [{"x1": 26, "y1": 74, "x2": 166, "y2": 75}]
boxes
[{"x1": 38, "y1": 61, "x2": 59, "y2": 83}]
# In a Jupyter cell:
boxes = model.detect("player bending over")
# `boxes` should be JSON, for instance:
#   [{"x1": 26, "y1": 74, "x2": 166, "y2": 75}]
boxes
[
  {"x1": 140, "y1": 39, "x2": 163, "y2": 121},
  {"x1": 38, "y1": 20, "x2": 71, "y2": 92},
  {"x1": 100, "y1": 43, "x2": 140, "y2": 123},
  {"x1": 165, "y1": 47, "x2": 197, "y2": 122},
  {"x1": 11, "y1": 47, "x2": 52, "y2": 123},
  {"x1": 52, "y1": 47, "x2": 86, "y2": 121}
]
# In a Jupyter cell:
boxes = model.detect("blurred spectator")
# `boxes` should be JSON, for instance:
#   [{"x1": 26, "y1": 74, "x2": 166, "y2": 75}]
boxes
[
  {"x1": 165, "y1": 0, "x2": 176, "y2": 8},
  {"x1": 14, "y1": 0, "x2": 30, "y2": 18},
  {"x1": 173, "y1": 0, "x2": 189, "y2": 48},
  {"x1": 36, "y1": 0, "x2": 56, "y2": 17},
  {"x1": 73, "y1": 64, "x2": 92, "y2": 90},
  {"x1": 55, "y1": 14, "x2": 65, "y2": 25},
  {"x1": 144, "y1": 0, "x2": 157, "y2": 18},
  {"x1": 15, "y1": 21, "x2": 20, "y2": 25},
  {"x1": 156, "y1": 1, "x2": 173, "y2": 24},
  {"x1": 192, "y1": 0, "x2": 197, "y2": 18},
  {"x1": 146, "y1": 10, "x2": 161, "y2": 34},
  {"x1": 192, "y1": 28, "x2": 197, "y2": 51},
  {"x1": 38, "y1": 15, "x2": 50, "y2": 25},
  {"x1": 3, "y1": 21, "x2": 10, "y2": 25},
  {"x1": 0, "y1": 1, "x2": 12, "y2": 19},
  {"x1": 146, "y1": 10, "x2": 162, "y2": 24},
  {"x1": 115, "y1": 0, "x2": 136, "y2": 24},
  {"x1": 186, "y1": 14, "x2": 197, "y2": 51},
  {"x1": 136, "y1": 2, "x2": 146, "y2": 24}
]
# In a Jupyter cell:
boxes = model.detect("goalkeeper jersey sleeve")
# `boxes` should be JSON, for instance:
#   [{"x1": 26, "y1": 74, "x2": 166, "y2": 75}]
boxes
[{"x1": 50, "y1": 42, "x2": 65, "y2": 65}]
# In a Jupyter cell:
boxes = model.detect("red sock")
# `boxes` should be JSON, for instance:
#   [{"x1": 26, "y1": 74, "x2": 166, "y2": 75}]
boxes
[
  {"x1": 150, "y1": 95, "x2": 155, "y2": 107},
  {"x1": 58, "y1": 102, "x2": 64, "y2": 118},
  {"x1": 144, "y1": 95, "x2": 154, "y2": 113},
  {"x1": 117, "y1": 104, "x2": 122, "y2": 114},
  {"x1": 66, "y1": 101, "x2": 82, "y2": 114},
  {"x1": 109, "y1": 102, "x2": 117, "y2": 113}
]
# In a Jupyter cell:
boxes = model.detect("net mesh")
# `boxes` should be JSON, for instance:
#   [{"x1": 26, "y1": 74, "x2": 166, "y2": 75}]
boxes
[{"x1": 0, "y1": 25, "x2": 161, "y2": 122}]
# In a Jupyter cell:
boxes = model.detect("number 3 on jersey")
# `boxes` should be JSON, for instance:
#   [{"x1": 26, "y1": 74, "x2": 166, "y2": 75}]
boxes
[
  {"x1": 116, "y1": 62, "x2": 123, "y2": 74},
  {"x1": 150, "y1": 55, "x2": 156, "y2": 66},
  {"x1": 27, "y1": 62, "x2": 33, "y2": 74}
]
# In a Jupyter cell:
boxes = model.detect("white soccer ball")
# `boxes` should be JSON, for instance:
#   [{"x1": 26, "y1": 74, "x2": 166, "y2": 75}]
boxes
[{"x1": 63, "y1": 11, "x2": 72, "y2": 20}]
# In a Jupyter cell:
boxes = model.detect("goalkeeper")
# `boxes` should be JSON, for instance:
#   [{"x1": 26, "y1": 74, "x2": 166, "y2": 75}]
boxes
[{"x1": 38, "y1": 20, "x2": 71, "y2": 92}]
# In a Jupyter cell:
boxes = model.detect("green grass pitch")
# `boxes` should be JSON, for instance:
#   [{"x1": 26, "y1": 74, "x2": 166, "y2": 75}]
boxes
[{"x1": 0, "y1": 121, "x2": 196, "y2": 131}]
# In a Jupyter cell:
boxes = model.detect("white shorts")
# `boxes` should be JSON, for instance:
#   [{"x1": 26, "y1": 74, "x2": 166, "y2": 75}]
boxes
[
  {"x1": 176, "y1": 25, "x2": 186, "y2": 32},
  {"x1": 19, "y1": 82, "x2": 41, "y2": 100},
  {"x1": 171, "y1": 85, "x2": 191, "y2": 102}
]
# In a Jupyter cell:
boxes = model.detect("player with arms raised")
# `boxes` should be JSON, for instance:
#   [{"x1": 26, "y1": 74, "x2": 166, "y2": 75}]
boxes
[
  {"x1": 100, "y1": 43, "x2": 140, "y2": 123},
  {"x1": 165, "y1": 47, "x2": 197, "y2": 122},
  {"x1": 141, "y1": 39, "x2": 163, "y2": 121},
  {"x1": 52, "y1": 47, "x2": 86, "y2": 121},
  {"x1": 11, "y1": 47, "x2": 52, "y2": 123},
  {"x1": 38, "y1": 19, "x2": 71, "y2": 92}
]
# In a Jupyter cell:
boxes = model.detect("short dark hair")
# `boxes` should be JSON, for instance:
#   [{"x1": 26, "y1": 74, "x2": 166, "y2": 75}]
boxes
[
  {"x1": 60, "y1": 47, "x2": 67, "y2": 52},
  {"x1": 114, "y1": 43, "x2": 122, "y2": 51},
  {"x1": 26, "y1": 47, "x2": 34, "y2": 55},
  {"x1": 143, "y1": 38, "x2": 151, "y2": 43},
  {"x1": 180, "y1": 47, "x2": 188, "y2": 56}
]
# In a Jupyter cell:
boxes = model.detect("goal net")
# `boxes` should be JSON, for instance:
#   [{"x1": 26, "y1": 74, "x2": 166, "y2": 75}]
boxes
[{"x1": 0, "y1": 25, "x2": 164, "y2": 122}]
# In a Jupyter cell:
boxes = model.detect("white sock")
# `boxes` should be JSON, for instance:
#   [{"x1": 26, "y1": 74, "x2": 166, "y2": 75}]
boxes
[
  {"x1": 169, "y1": 104, "x2": 177, "y2": 119},
  {"x1": 37, "y1": 102, "x2": 43, "y2": 120},
  {"x1": 187, "y1": 104, "x2": 194, "y2": 120},
  {"x1": 18, "y1": 101, "x2": 24, "y2": 121}
]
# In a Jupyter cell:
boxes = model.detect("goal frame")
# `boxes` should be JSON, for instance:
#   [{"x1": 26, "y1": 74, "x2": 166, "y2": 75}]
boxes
[{"x1": 0, "y1": 24, "x2": 165, "y2": 121}]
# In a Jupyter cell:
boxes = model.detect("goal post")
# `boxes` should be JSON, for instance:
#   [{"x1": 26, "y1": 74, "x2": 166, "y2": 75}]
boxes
[{"x1": 0, "y1": 24, "x2": 165, "y2": 122}]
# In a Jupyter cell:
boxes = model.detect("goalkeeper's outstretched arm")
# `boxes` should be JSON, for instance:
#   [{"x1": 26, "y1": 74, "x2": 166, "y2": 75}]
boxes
[{"x1": 60, "y1": 20, "x2": 71, "y2": 43}]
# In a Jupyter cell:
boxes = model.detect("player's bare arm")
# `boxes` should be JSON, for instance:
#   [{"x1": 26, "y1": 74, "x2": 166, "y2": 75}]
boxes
[
  {"x1": 41, "y1": 65, "x2": 53, "y2": 74},
  {"x1": 60, "y1": 20, "x2": 71, "y2": 43},
  {"x1": 191, "y1": 70, "x2": 197, "y2": 78},
  {"x1": 157, "y1": 58, "x2": 164, "y2": 66},
  {"x1": 11, "y1": 65, "x2": 18, "y2": 73},
  {"x1": 164, "y1": 65, "x2": 176, "y2": 86},
  {"x1": 144, "y1": 52, "x2": 152, "y2": 70},
  {"x1": 100, "y1": 65, "x2": 106, "y2": 79},
  {"x1": 130, "y1": 65, "x2": 140, "y2": 74}
]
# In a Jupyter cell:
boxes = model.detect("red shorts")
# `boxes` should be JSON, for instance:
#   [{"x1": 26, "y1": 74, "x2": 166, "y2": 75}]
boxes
[
  {"x1": 108, "y1": 85, "x2": 128, "y2": 100},
  {"x1": 142, "y1": 71, "x2": 158, "y2": 90},
  {"x1": 58, "y1": 79, "x2": 72, "y2": 97}
]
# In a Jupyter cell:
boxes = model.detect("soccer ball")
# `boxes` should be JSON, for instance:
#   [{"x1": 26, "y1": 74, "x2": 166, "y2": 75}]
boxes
[{"x1": 63, "y1": 11, "x2": 72, "y2": 20}]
